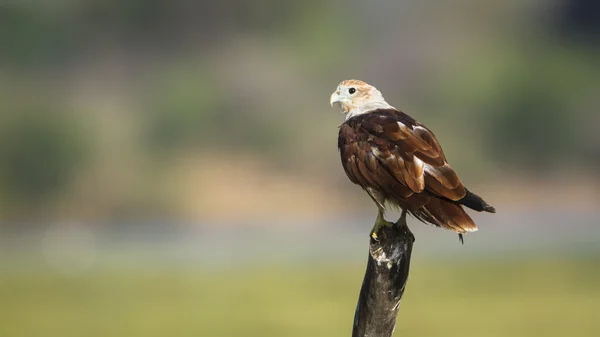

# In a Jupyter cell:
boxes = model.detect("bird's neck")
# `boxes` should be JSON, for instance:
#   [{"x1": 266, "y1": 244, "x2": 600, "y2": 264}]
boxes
[{"x1": 345, "y1": 100, "x2": 394, "y2": 120}]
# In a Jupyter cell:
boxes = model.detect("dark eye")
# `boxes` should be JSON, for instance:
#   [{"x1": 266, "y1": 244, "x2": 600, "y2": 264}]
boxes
[{"x1": 349, "y1": 87, "x2": 356, "y2": 94}]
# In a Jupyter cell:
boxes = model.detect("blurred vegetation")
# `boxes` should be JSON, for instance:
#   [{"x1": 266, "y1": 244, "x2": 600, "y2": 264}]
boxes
[
  {"x1": 0, "y1": 0, "x2": 598, "y2": 221},
  {"x1": 0, "y1": 114, "x2": 85, "y2": 202},
  {"x1": 1, "y1": 3, "x2": 597, "y2": 336},
  {"x1": 0, "y1": 258, "x2": 598, "y2": 337}
]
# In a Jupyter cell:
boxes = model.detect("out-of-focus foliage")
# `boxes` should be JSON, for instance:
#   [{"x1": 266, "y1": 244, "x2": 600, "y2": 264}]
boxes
[
  {"x1": 0, "y1": 114, "x2": 85, "y2": 201},
  {"x1": 0, "y1": 3, "x2": 598, "y2": 336},
  {"x1": 481, "y1": 45, "x2": 599, "y2": 169},
  {"x1": 0, "y1": 88, "x2": 88, "y2": 218},
  {"x1": 0, "y1": 0, "x2": 598, "y2": 221}
]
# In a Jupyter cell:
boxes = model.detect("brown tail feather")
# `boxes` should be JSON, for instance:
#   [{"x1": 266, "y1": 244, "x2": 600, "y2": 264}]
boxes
[{"x1": 419, "y1": 197, "x2": 477, "y2": 233}]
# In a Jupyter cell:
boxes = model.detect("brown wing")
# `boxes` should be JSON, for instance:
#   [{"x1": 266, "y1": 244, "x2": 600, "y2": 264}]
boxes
[
  {"x1": 338, "y1": 122, "x2": 414, "y2": 202},
  {"x1": 354, "y1": 109, "x2": 466, "y2": 201},
  {"x1": 338, "y1": 108, "x2": 476, "y2": 233}
]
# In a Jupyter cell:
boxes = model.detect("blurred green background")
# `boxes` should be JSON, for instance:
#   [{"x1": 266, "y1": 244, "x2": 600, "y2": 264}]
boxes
[{"x1": 0, "y1": 1, "x2": 599, "y2": 336}]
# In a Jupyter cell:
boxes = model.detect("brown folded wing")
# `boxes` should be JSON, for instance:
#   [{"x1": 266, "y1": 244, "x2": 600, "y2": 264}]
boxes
[{"x1": 338, "y1": 108, "x2": 476, "y2": 233}]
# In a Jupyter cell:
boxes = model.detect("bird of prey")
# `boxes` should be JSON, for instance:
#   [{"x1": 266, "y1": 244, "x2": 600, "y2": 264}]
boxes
[{"x1": 330, "y1": 80, "x2": 495, "y2": 241}]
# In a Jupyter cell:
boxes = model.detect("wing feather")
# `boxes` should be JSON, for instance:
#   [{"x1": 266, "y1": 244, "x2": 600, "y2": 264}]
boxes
[
  {"x1": 338, "y1": 108, "x2": 480, "y2": 233},
  {"x1": 354, "y1": 109, "x2": 465, "y2": 198}
]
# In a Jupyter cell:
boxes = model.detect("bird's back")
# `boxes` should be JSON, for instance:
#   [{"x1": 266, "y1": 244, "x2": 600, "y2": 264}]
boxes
[{"x1": 338, "y1": 108, "x2": 495, "y2": 233}]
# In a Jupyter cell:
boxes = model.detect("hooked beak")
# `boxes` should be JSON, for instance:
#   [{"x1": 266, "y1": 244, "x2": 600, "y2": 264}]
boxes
[{"x1": 330, "y1": 92, "x2": 341, "y2": 107}]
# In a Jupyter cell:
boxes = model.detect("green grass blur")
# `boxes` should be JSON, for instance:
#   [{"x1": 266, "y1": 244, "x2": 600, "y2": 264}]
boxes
[{"x1": 1, "y1": 258, "x2": 598, "y2": 337}]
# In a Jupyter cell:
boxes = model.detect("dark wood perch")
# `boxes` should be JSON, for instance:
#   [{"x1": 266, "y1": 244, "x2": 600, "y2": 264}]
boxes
[{"x1": 352, "y1": 210, "x2": 415, "y2": 337}]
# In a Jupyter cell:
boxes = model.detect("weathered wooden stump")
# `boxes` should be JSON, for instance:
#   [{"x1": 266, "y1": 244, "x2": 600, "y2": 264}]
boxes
[{"x1": 352, "y1": 211, "x2": 415, "y2": 337}]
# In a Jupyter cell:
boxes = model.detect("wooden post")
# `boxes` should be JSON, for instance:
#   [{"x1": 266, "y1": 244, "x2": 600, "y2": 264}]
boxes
[{"x1": 352, "y1": 211, "x2": 415, "y2": 337}]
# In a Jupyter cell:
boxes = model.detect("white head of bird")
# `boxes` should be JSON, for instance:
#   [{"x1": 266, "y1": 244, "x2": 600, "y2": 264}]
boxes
[{"x1": 330, "y1": 80, "x2": 393, "y2": 120}]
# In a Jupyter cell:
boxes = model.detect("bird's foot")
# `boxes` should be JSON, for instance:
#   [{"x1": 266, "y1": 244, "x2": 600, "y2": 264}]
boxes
[{"x1": 370, "y1": 210, "x2": 393, "y2": 241}]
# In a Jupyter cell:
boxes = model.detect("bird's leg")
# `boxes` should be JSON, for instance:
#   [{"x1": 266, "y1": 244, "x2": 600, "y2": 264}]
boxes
[
  {"x1": 394, "y1": 208, "x2": 415, "y2": 243},
  {"x1": 370, "y1": 207, "x2": 393, "y2": 241},
  {"x1": 395, "y1": 208, "x2": 408, "y2": 227}
]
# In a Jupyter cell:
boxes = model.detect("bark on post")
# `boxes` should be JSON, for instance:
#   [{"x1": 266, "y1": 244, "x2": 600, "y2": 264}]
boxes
[{"x1": 352, "y1": 212, "x2": 415, "y2": 337}]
